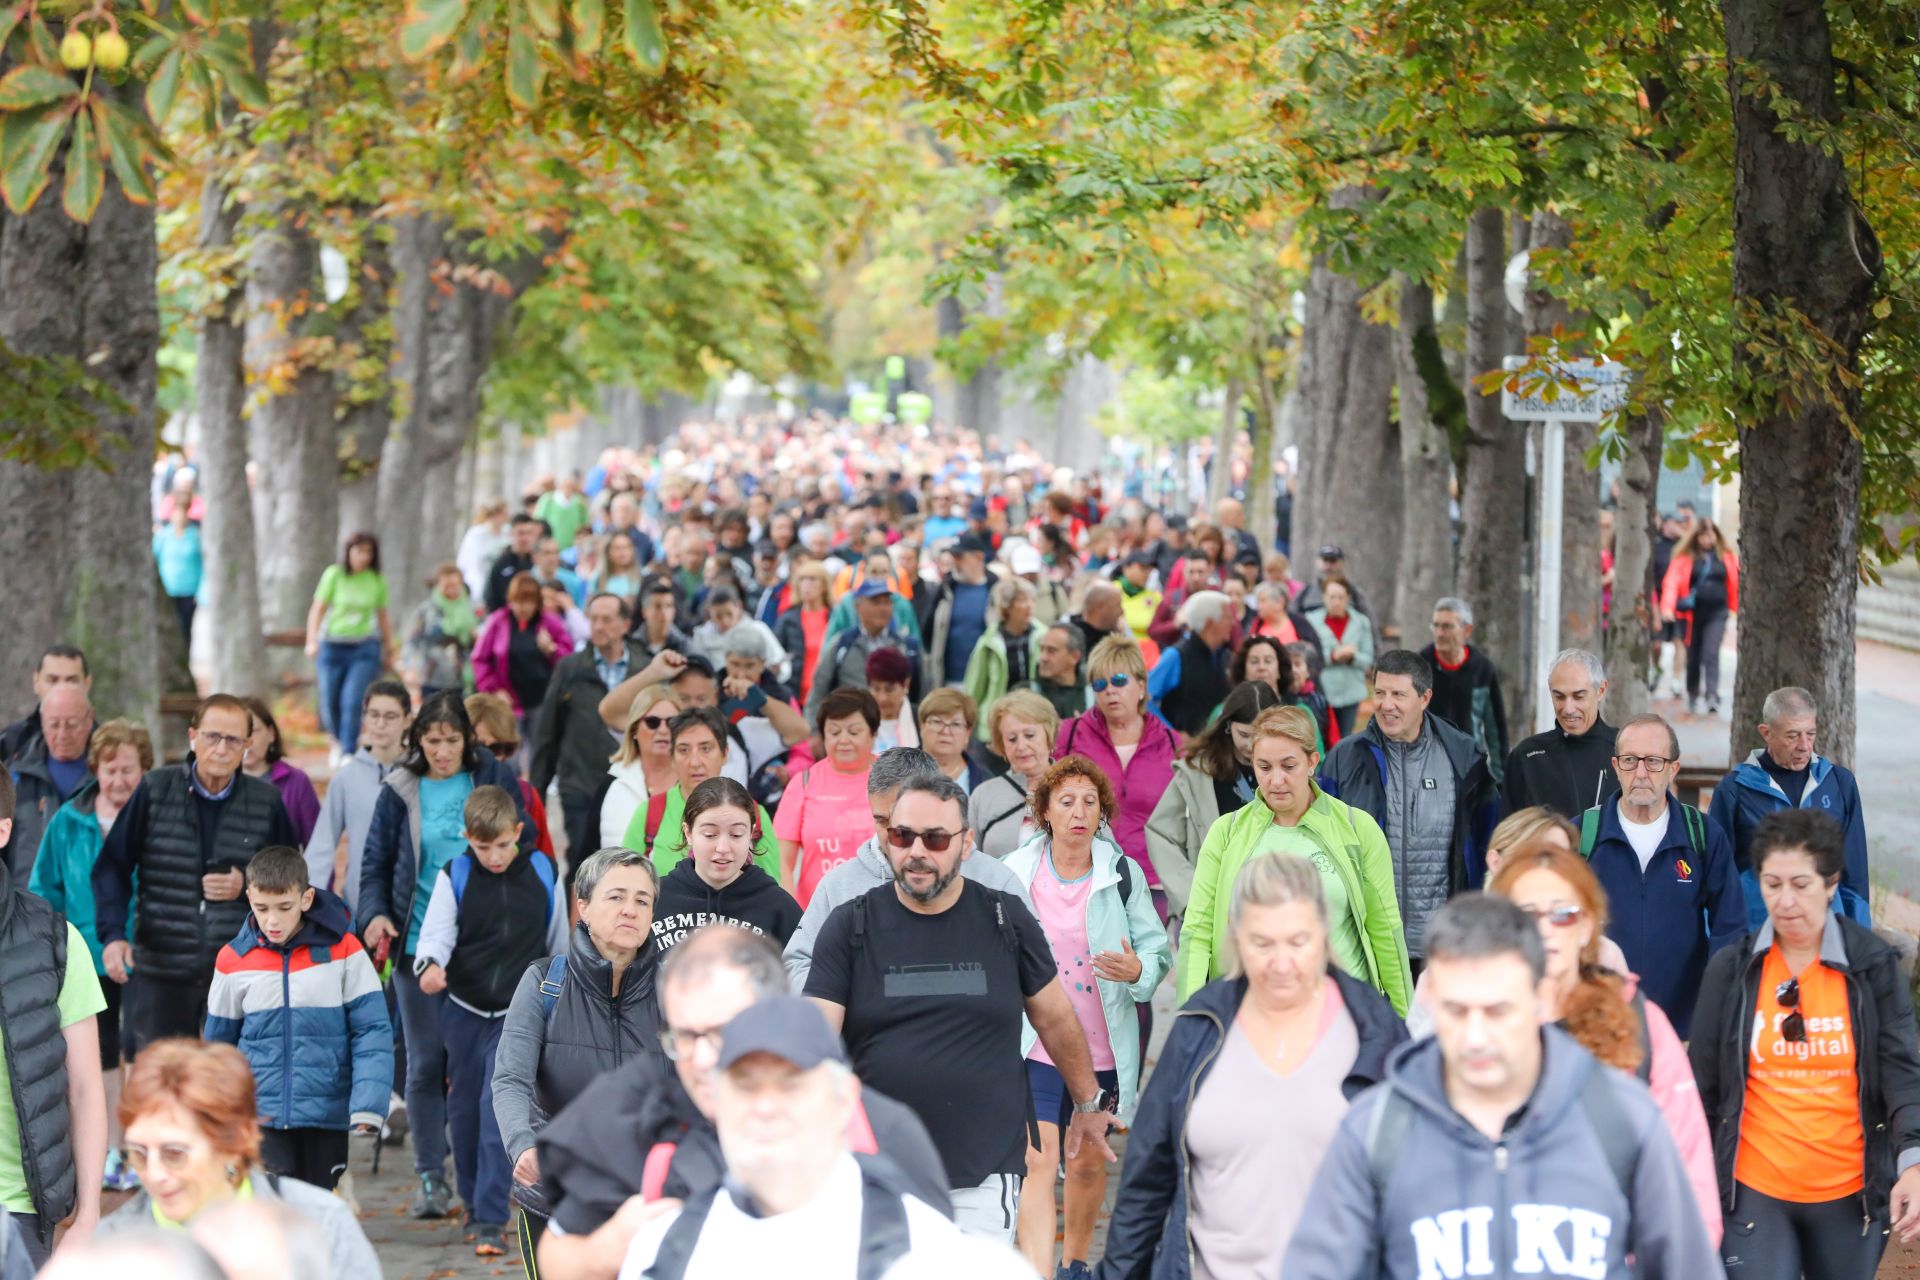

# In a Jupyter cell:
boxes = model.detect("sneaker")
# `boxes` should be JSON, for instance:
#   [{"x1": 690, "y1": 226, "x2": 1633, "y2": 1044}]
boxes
[
  {"x1": 382, "y1": 1095, "x2": 409, "y2": 1147},
  {"x1": 1056, "y1": 1264, "x2": 1093, "y2": 1280},
  {"x1": 410, "y1": 1170, "x2": 454, "y2": 1219},
  {"x1": 473, "y1": 1223, "x2": 507, "y2": 1257}
]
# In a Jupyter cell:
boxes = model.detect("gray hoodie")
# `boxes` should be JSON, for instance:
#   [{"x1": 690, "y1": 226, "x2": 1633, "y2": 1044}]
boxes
[
  {"x1": 303, "y1": 747, "x2": 395, "y2": 913},
  {"x1": 1283, "y1": 1026, "x2": 1721, "y2": 1280},
  {"x1": 98, "y1": 1172, "x2": 384, "y2": 1279},
  {"x1": 784, "y1": 835, "x2": 1035, "y2": 991}
]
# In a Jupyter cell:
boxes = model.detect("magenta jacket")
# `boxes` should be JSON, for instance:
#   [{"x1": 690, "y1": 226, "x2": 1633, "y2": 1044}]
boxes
[
  {"x1": 1054, "y1": 709, "x2": 1178, "y2": 888},
  {"x1": 267, "y1": 758, "x2": 321, "y2": 846},
  {"x1": 472, "y1": 608, "x2": 574, "y2": 714}
]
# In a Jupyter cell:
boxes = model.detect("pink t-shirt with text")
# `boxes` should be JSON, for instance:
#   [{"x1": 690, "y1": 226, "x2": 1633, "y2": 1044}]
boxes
[
  {"x1": 1028, "y1": 848, "x2": 1116, "y2": 1070},
  {"x1": 773, "y1": 761, "x2": 876, "y2": 908}
]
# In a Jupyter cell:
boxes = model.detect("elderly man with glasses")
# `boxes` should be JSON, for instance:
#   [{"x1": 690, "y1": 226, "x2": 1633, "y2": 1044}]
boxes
[{"x1": 1574, "y1": 712, "x2": 1743, "y2": 1037}]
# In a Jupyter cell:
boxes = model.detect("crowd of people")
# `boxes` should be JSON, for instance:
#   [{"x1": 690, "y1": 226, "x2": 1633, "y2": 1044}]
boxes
[{"x1": 0, "y1": 414, "x2": 1891, "y2": 1280}]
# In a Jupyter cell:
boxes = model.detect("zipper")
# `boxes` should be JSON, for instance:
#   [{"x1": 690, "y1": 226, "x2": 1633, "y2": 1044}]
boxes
[
  {"x1": 1493, "y1": 1140, "x2": 1511, "y2": 1279},
  {"x1": 1178, "y1": 1007, "x2": 1227, "y2": 1274},
  {"x1": 281, "y1": 945, "x2": 295, "y2": 1124}
]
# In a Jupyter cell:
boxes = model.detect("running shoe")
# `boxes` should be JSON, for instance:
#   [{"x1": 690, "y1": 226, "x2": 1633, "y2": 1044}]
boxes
[
  {"x1": 410, "y1": 1170, "x2": 454, "y2": 1219},
  {"x1": 1056, "y1": 1264, "x2": 1092, "y2": 1280},
  {"x1": 473, "y1": 1222, "x2": 507, "y2": 1257}
]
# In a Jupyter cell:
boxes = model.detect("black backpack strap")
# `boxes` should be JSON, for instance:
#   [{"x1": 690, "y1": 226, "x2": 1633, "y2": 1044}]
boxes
[
  {"x1": 1579, "y1": 1061, "x2": 1642, "y2": 1200},
  {"x1": 1630, "y1": 988, "x2": 1653, "y2": 1084},
  {"x1": 854, "y1": 1169, "x2": 915, "y2": 1280},
  {"x1": 850, "y1": 892, "x2": 869, "y2": 952},
  {"x1": 978, "y1": 798, "x2": 1028, "y2": 844},
  {"x1": 1363, "y1": 1086, "x2": 1412, "y2": 1201},
  {"x1": 1115, "y1": 853, "x2": 1134, "y2": 909},
  {"x1": 644, "y1": 1185, "x2": 723, "y2": 1280}
]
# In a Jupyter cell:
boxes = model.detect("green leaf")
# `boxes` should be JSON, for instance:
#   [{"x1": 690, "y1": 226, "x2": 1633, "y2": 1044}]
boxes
[
  {"x1": 0, "y1": 103, "x2": 70, "y2": 215},
  {"x1": 0, "y1": 65, "x2": 78, "y2": 111},
  {"x1": 93, "y1": 98, "x2": 155, "y2": 205},
  {"x1": 506, "y1": 21, "x2": 544, "y2": 109},
  {"x1": 572, "y1": 0, "x2": 604, "y2": 55},
  {"x1": 61, "y1": 109, "x2": 101, "y2": 223},
  {"x1": 401, "y1": 0, "x2": 468, "y2": 60},
  {"x1": 624, "y1": 0, "x2": 663, "y2": 71},
  {"x1": 525, "y1": 0, "x2": 562, "y2": 38},
  {"x1": 178, "y1": 0, "x2": 215, "y2": 23},
  {"x1": 200, "y1": 27, "x2": 270, "y2": 111},
  {"x1": 146, "y1": 47, "x2": 183, "y2": 122},
  {"x1": 0, "y1": 5, "x2": 24, "y2": 59}
]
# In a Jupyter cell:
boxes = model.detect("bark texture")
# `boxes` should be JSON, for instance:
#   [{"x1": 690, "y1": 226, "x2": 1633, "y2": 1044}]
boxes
[
  {"x1": 1602, "y1": 406, "x2": 1659, "y2": 727},
  {"x1": 1207, "y1": 376, "x2": 1242, "y2": 512},
  {"x1": 1457, "y1": 207, "x2": 1528, "y2": 720},
  {"x1": 336, "y1": 219, "x2": 396, "y2": 538},
  {"x1": 1723, "y1": 0, "x2": 1873, "y2": 766},
  {"x1": 1393, "y1": 278, "x2": 1457, "y2": 633}
]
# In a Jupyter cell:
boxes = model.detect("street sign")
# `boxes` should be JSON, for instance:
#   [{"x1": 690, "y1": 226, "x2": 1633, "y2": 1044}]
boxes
[{"x1": 1500, "y1": 357, "x2": 1631, "y2": 423}]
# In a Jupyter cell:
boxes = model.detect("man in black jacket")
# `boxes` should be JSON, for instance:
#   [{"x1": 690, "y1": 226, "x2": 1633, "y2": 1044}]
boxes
[
  {"x1": 1501, "y1": 648, "x2": 1620, "y2": 819},
  {"x1": 536, "y1": 926, "x2": 950, "y2": 1279},
  {"x1": 531, "y1": 593, "x2": 633, "y2": 860},
  {"x1": 1420, "y1": 596, "x2": 1509, "y2": 788},
  {"x1": 484, "y1": 514, "x2": 542, "y2": 613}
]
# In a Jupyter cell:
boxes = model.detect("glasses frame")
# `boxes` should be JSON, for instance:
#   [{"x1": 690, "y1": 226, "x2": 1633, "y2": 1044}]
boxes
[
  {"x1": 1612, "y1": 754, "x2": 1674, "y2": 774},
  {"x1": 1090, "y1": 673, "x2": 1133, "y2": 693},
  {"x1": 887, "y1": 825, "x2": 959, "y2": 854}
]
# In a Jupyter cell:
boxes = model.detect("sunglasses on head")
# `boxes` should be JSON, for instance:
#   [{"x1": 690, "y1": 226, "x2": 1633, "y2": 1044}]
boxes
[
  {"x1": 887, "y1": 825, "x2": 960, "y2": 853},
  {"x1": 1090, "y1": 673, "x2": 1132, "y2": 692},
  {"x1": 1776, "y1": 977, "x2": 1806, "y2": 1043},
  {"x1": 1520, "y1": 904, "x2": 1586, "y2": 929}
]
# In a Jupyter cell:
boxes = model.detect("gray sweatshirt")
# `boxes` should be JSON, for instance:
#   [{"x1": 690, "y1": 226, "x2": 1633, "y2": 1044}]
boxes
[
  {"x1": 784, "y1": 835, "x2": 1035, "y2": 991},
  {"x1": 98, "y1": 1172, "x2": 384, "y2": 1279},
  {"x1": 303, "y1": 748, "x2": 395, "y2": 915}
]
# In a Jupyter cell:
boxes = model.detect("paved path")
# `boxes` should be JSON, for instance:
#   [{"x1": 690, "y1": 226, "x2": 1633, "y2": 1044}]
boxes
[{"x1": 342, "y1": 1138, "x2": 524, "y2": 1280}]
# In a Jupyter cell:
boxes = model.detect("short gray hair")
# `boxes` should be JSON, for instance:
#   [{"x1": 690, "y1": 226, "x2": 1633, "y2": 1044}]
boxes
[
  {"x1": 1253, "y1": 581, "x2": 1289, "y2": 607},
  {"x1": 990, "y1": 576, "x2": 1037, "y2": 615},
  {"x1": 1180, "y1": 590, "x2": 1234, "y2": 633},
  {"x1": 1762, "y1": 686, "x2": 1818, "y2": 726},
  {"x1": 894, "y1": 775, "x2": 971, "y2": 829},
  {"x1": 1434, "y1": 596, "x2": 1474, "y2": 627},
  {"x1": 869, "y1": 747, "x2": 945, "y2": 799},
  {"x1": 722, "y1": 627, "x2": 775, "y2": 662},
  {"x1": 574, "y1": 847, "x2": 658, "y2": 903},
  {"x1": 1615, "y1": 712, "x2": 1682, "y2": 761},
  {"x1": 659, "y1": 925, "x2": 787, "y2": 999},
  {"x1": 1048, "y1": 622, "x2": 1086, "y2": 659},
  {"x1": 1226, "y1": 855, "x2": 1328, "y2": 977},
  {"x1": 1549, "y1": 648, "x2": 1607, "y2": 687},
  {"x1": 1425, "y1": 893, "x2": 1546, "y2": 982}
]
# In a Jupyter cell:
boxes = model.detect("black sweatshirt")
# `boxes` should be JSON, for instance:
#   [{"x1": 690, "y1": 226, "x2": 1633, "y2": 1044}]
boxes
[{"x1": 649, "y1": 860, "x2": 802, "y2": 954}]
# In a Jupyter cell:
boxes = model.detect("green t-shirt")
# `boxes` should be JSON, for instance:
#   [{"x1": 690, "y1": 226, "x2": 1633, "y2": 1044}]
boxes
[
  {"x1": 1253, "y1": 822, "x2": 1368, "y2": 986},
  {"x1": 314, "y1": 565, "x2": 390, "y2": 639},
  {"x1": 536, "y1": 492, "x2": 590, "y2": 548},
  {"x1": 0, "y1": 923, "x2": 105, "y2": 1212}
]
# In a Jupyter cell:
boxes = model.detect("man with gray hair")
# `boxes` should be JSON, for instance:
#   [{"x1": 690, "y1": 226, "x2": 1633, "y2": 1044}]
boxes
[
  {"x1": 1501, "y1": 647, "x2": 1620, "y2": 818},
  {"x1": 785, "y1": 749, "x2": 1032, "y2": 988},
  {"x1": 1024, "y1": 624, "x2": 1091, "y2": 721},
  {"x1": 1146, "y1": 590, "x2": 1236, "y2": 736},
  {"x1": 1420, "y1": 596, "x2": 1509, "y2": 787},
  {"x1": 1708, "y1": 685, "x2": 1871, "y2": 926}
]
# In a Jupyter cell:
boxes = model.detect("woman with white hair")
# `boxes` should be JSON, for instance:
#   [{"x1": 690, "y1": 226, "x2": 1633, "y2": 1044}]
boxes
[
  {"x1": 961, "y1": 576, "x2": 1044, "y2": 729},
  {"x1": 1146, "y1": 590, "x2": 1238, "y2": 737}
]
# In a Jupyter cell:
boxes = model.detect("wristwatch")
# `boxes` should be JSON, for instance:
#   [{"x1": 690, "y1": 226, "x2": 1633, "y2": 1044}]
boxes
[{"x1": 1072, "y1": 1090, "x2": 1110, "y2": 1116}]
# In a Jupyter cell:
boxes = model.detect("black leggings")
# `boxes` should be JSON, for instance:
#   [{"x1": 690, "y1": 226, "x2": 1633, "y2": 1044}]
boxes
[
  {"x1": 1687, "y1": 606, "x2": 1729, "y2": 703},
  {"x1": 1722, "y1": 1182, "x2": 1886, "y2": 1280}
]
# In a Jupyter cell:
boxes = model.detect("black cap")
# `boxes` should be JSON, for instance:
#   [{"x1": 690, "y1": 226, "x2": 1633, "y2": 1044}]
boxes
[
  {"x1": 717, "y1": 996, "x2": 847, "y2": 1071},
  {"x1": 676, "y1": 653, "x2": 717, "y2": 679},
  {"x1": 1122, "y1": 550, "x2": 1157, "y2": 568},
  {"x1": 1165, "y1": 514, "x2": 1189, "y2": 532},
  {"x1": 1317, "y1": 544, "x2": 1344, "y2": 560},
  {"x1": 1233, "y1": 546, "x2": 1262, "y2": 566},
  {"x1": 954, "y1": 532, "x2": 991, "y2": 556}
]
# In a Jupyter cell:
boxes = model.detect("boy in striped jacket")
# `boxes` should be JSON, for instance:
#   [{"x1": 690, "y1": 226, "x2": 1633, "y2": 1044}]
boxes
[{"x1": 205, "y1": 845, "x2": 392, "y2": 1190}]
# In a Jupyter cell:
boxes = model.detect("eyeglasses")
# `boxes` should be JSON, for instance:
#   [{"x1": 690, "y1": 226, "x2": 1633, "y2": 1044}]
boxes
[
  {"x1": 923, "y1": 716, "x2": 968, "y2": 734},
  {"x1": 659, "y1": 1024, "x2": 727, "y2": 1061},
  {"x1": 1090, "y1": 674, "x2": 1132, "y2": 692},
  {"x1": 1613, "y1": 754, "x2": 1674, "y2": 774},
  {"x1": 196, "y1": 730, "x2": 246, "y2": 752},
  {"x1": 888, "y1": 825, "x2": 960, "y2": 853},
  {"x1": 123, "y1": 1142, "x2": 196, "y2": 1174},
  {"x1": 1520, "y1": 904, "x2": 1586, "y2": 929},
  {"x1": 363, "y1": 710, "x2": 407, "y2": 725},
  {"x1": 1776, "y1": 977, "x2": 1806, "y2": 1043},
  {"x1": 637, "y1": 715, "x2": 671, "y2": 731},
  {"x1": 42, "y1": 718, "x2": 91, "y2": 733}
]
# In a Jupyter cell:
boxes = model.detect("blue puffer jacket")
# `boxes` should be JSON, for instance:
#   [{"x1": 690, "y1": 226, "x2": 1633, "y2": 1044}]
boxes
[
  {"x1": 204, "y1": 888, "x2": 394, "y2": 1130},
  {"x1": 1708, "y1": 749, "x2": 1870, "y2": 928},
  {"x1": 356, "y1": 746, "x2": 532, "y2": 956},
  {"x1": 1094, "y1": 971, "x2": 1407, "y2": 1280}
]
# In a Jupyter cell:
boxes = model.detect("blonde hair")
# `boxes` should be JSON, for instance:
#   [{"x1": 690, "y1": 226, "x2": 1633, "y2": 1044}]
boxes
[
  {"x1": 919, "y1": 687, "x2": 979, "y2": 730},
  {"x1": 987, "y1": 690, "x2": 1059, "y2": 756},
  {"x1": 1488, "y1": 807, "x2": 1580, "y2": 865},
  {"x1": 1087, "y1": 634, "x2": 1147, "y2": 685},
  {"x1": 614, "y1": 685, "x2": 683, "y2": 766},
  {"x1": 1249, "y1": 705, "x2": 1320, "y2": 758},
  {"x1": 1226, "y1": 854, "x2": 1328, "y2": 977},
  {"x1": 790, "y1": 561, "x2": 830, "y2": 604},
  {"x1": 464, "y1": 693, "x2": 519, "y2": 754}
]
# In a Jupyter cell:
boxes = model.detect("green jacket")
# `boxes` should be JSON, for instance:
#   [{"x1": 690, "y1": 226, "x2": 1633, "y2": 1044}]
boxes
[
  {"x1": 961, "y1": 625, "x2": 1047, "y2": 741},
  {"x1": 1175, "y1": 785, "x2": 1411, "y2": 1015},
  {"x1": 623, "y1": 784, "x2": 782, "y2": 879},
  {"x1": 29, "y1": 788, "x2": 128, "y2": 975},
  {"x1": 826, "y1": 594, "x2": 922, "y2": 645},
  {"x1": 1005, "y1": 832, "x2": 1173, "y2": 1121}
]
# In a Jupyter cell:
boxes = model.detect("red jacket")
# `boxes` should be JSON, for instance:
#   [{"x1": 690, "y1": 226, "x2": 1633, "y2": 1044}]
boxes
[{"x1": 1659, "y1": 550, "x2": 1740, "y2": 645}]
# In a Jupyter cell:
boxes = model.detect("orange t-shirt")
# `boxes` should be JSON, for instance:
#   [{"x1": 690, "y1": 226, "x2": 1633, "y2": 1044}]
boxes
[{"x1": 1735, "y1": 946, "x2": 1864, "y2": 1201}]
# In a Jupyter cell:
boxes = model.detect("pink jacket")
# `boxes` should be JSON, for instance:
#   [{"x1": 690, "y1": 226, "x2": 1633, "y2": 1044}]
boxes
[
  {"x1": 1055, "y1": 708, "x2": 1177, "y2": 887},
  {"x1": 471, "y1": 608, "x2": 574, "y2": 714}
]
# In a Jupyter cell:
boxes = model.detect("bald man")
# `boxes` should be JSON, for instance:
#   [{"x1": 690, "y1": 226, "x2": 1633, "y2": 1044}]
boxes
[{"x1": 5, "y1": 683, "x2": 94, "y2": 880}]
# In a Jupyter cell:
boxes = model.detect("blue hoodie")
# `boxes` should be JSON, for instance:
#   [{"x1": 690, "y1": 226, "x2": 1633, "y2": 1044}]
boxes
[
  {"x1": 205, "y1": 887, "x2": 394, "y2": 1130},
  {"x1": 1708, "y1": 749, "x2": 1870, "y2": 928}
]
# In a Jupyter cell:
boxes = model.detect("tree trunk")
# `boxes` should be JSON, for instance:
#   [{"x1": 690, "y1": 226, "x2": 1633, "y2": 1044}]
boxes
[
  {"x1": 1457, "y1": 207, "x2": 1529, "y2": 723},
  {"x1": 0, "y1": 115, "x2": 160, "y2": 729},
  {"x1": 246, "y1": 203, "x2": 339, "y2": 631},
  {"x1": 1393, "y1": 277, "x2": 1457, "y2": 633},
  {"x1": 197, "y1": 179, "x2": 267, "y2": 699},
  {"x1": 1723, "y1": 0, "x2": 1873, "y2": 767},
  {"x1": 1292, "y1": 192, "x2": 1401, "y2": 631},
  {"x1": 336, "y1": 218, "x2": 396, "y2": 539},
  {"x1": 1207, "y1": 376, "x2": 1242, "y2": 513},
  {"x1": 1603, "y1": 405, "x2": 1660, "y2": 726}
]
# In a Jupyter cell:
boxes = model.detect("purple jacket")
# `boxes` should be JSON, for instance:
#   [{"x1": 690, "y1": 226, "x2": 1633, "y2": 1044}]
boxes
[
  {"x1": 268, "y1": 759, "x2": 322, "y2": 846},
  {"x1": 1055, "y1": 709, "x2": 1178, "y2": 888},
  {"x1": 472, "y1": 609, "x2": 575, "y2": 714}
]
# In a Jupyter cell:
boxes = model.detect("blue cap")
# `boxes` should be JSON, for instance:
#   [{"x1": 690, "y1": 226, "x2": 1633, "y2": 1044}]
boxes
[
  {"x1": 718, "y1": 996, "x2": 846, "y2": 1071},
  {"x1": 853, "y1": 578, "x2": 893, "y2": 600}
]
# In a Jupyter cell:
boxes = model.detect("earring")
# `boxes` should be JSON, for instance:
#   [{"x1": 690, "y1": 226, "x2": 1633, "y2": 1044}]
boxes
[{"x1": 226, "y1": 1163, "x2": 241, "y2": 1184}]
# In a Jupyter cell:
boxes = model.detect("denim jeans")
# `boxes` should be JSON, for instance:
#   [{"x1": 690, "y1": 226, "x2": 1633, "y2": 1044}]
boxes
[
  {"x1": 442, "y1": 1001, "x2": 511, "y2": 1225},
  {"x1": 392, "y1": 963, "x2": 449, "y2": 1175},
  {"x1": 317, "y1": 636, "x2": 384, "y2": 753}
]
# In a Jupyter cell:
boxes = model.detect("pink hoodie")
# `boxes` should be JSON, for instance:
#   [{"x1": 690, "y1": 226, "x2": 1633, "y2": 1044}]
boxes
[{"x1": 471, "y1": 608, "x2": 574, "y2": 715}]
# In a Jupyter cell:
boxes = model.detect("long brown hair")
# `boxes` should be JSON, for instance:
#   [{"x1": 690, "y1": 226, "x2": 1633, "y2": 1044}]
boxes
[{"x1": 1487, "y1": 841, "x2": 1644, "y2": 1075}]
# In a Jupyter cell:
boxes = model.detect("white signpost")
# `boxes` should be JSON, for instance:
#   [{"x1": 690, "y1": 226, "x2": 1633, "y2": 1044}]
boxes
[{"x1": 1501, "y1": 357, "x2": 1632, "y2": 732}]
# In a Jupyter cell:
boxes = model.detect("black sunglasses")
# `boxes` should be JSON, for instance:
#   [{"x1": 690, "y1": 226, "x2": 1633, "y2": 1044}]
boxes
[
  {"x1": 887, "y1": 825, "x2": 960, "y2": 853},
  {"x1": 638, "y1": 715, "x2": 671, "y2": 731},
  {"x1": 1776, "y1": 977, "x2": 1806, "y2": 1043}
]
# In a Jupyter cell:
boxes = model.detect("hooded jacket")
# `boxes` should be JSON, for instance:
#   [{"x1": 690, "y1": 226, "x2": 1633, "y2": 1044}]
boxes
[
  {"x1": 1421, "y1": 644, "x2": 1510, "y2": 788},
  {"x1": 1688, "y1": 915, "x2": 1920, "y2": 1223},
  {"x1": 651, "y1": 859, "x2": 802, "y2": 953},
  {"x1": 1004, "y1": 832, "x2": 1174, "y2": 1120},
  {"x1": 1583, "y1": 798, "x2": 1744, "y2": 1038},
  {"x1": 961, "y1": 625, "x2": 1047, "y2": 734},
  {"x1": 28, "y1": 784, "x2": 120, "y2": 974},
  {"x1": 1321, "y1": 714, "x2": 1499, "y2": 959},
  {"x1": 472, "y1": 608, "x2": 576, "y2": 716},
  {"x1": 1708, "y1": 749, "x2": 1870, "y2": 926},
  {"x1": 203, "y1": 888, "x2": 393, "y2": 1131},
  {"x1": 1056, "y1": 709, "x2": 1179, "y2": 890},
  {"x1": 1282, "y1": 1027, "x2": 1721, "y2": 1280},
  {"x1": 1142, "y1": 760, "x2": 1223, "y2": 918},
  {"x1": 1096, "y1": 972, "x2": 1405, "y2": 1280},
  {"x1": 536, "y1": 1051, "x2": 952, "y2": 1238},
  {"x1": 1175, "y1": 785, "x2": 1411, "y2": 1013},
  {"x1": 783, "y1": 834, "x2": 1035, "y2": 990},
  {"x1": 1502, "y1": 718, "x2": 1620, "y2": 820}
]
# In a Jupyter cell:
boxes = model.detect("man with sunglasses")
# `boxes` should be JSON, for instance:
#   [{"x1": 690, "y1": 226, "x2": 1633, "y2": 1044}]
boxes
[
  {"x1": 1576, "y1": 712, "x2": 1742, "y2": 1037},
  {"x1": 803, "y1": 775, "x2": 1120, "y2": 1243},
  {"x1": 534, "y1": 926, "x2": 949, "y2": 1280},
  {"x1": 94, "y1": 695, "x2": 298, "y2": 1056}
]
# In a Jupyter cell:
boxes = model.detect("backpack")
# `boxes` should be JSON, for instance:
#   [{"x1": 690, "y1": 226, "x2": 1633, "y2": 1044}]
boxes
[
  {"x1": 448, "y1": 850, "x2": 558, "y2": 919},
  {"x1": 641, "y1": 792, "x2": 670, "y2": 855},
  {"x1": 1579, "y1": 802, "x2": 1706, "y2": 861},
  {"x1": 534, "y1": 953, "x2": 568, "y2": 1020},
  {"x1": 639, "y1": 1099, "x2": 882, "y2": 1201},
  {"x1": 849, "y1": 884, "x2": 1025, "y2": 955}
]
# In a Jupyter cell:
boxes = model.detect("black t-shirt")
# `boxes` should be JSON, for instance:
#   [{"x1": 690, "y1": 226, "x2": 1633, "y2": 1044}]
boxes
[{"x1": 804, "y1": 882, "x2": 1056, "y2": 1186}]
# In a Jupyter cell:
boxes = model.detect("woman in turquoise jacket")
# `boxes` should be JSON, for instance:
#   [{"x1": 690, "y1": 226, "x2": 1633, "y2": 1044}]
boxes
[
  {"x1": 1006, "y1": 757, "x2": 1173, "y2": 1278},
  {"x1": 1175, "y1": 704, "x2": 1410, "y2": 1014}
]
